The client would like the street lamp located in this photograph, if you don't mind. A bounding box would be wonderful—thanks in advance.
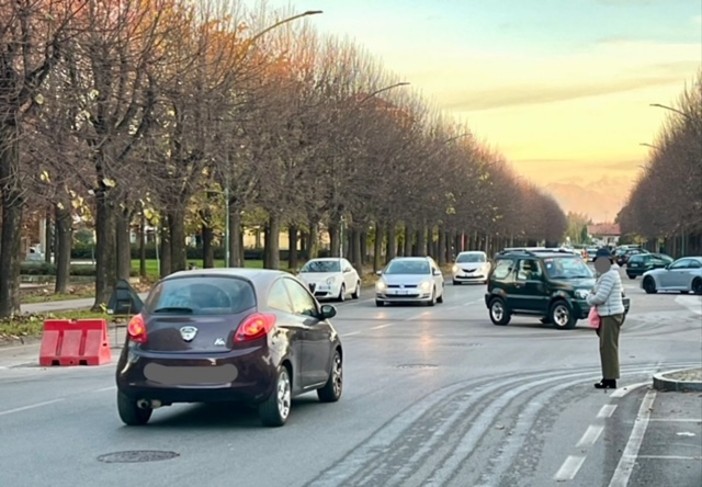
[358,82,410,104]
[649,103,691,119]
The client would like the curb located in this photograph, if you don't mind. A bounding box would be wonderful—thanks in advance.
[652,368,702,392]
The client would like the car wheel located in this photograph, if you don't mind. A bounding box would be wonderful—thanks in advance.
[351,282,360,299]
[427,287,437,307]
[627,273,636,280]
[437,287,444,304]
[317,350,343,402]
[338,284,346,302]
[550,301,575,330]
[692,278,702,296]
[259,366,292,427]
[117,391,152,426]
[453,280,460,285]
[489,297,510,325]
[643,276,657,294]
[375,299,384,307]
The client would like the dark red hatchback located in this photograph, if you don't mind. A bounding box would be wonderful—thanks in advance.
[115,269,343,427]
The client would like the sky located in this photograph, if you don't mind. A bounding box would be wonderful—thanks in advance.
[246,0,702,222]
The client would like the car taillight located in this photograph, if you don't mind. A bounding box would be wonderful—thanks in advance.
[127,314,147,343]
[234,313,276,343]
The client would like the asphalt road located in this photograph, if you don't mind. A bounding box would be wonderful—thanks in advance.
[1,273,700,487]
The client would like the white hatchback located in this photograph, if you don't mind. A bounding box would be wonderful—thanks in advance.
[297,258,361,302]
[452,251,491,285]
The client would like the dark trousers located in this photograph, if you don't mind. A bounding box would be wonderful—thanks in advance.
[597,314,625,379]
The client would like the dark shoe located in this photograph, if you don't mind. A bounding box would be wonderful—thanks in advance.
[594,379,617,389]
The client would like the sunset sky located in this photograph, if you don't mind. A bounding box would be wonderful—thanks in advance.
[250,0,701,222]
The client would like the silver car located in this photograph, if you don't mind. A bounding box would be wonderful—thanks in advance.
[641,256,702,295]
[452,251,491,285]
[375,257,444,306]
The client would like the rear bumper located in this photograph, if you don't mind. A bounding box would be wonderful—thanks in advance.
[116,346,276,404]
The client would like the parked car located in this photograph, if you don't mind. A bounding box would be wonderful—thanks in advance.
[375,256,444,306]
[616,248,647,266]
[116,268,343,427]
[641,256,702,295]
[626,253,674,279]
[452,251,491,285]
[296,257,361,301]
[485,248,630,329]
[586,247,599,262]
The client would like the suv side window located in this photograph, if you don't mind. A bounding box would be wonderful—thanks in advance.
[517,259,541,281]
[492,259,514,280]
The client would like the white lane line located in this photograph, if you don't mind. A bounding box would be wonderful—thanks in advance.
[629,455,702,460]
[463,299,483,307]
[576,425,604,448]
[95,386,116,392]
[370,323,393,330]
[341,331,361,337]
[0,398,65,417]
[597,404,618,418]
[610,381,649,398]
[608,389,657,487]
[554,455,586,481]
[648,418,702,422]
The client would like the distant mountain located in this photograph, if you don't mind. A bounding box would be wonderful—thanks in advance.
[546,177,632,222]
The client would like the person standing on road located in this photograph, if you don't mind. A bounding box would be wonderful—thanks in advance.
[587,247,626,389]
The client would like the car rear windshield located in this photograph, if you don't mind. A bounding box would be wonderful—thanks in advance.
[301,260,340,273]
[543,257,593,280]
[456,253,486,263]
[145,276,256,315]
[385,260,430,274]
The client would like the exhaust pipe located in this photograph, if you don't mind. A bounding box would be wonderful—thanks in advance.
[137,399,163,409]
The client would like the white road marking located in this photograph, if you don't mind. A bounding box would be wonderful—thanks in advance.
[95,386,116,392]
[674,295,702,315]
[341,331,361,337]
[649,418,702,422]
[370,323,393,330]
[554,455,586,481]
[0,398,65,417]
[608,389,657,487]
[576,425,604,447]
[630,455,702,460]
[597,404,618,418]
[610,381,649,398]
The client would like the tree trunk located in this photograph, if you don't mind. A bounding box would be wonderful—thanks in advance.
[328,221,340,257]
[360,229,368,265]
[168,208,186,272]
[351,227,362,271]
[373,221,384,272]
[92,191,115,310]
[115,209,132,281]
[417,223,427,257]
[44,206,53,263]
[0,122,23,317]
[54,204,72,294]
[438,227,447,265]
[139,213,147,278]
[266,213,281,269]
[201,221,214,268]
[386,222,396,261]
[404,222,413,257]
[288,225,298,271]
[228,202,242,267]
[159,223,172,278]
[306,221,319,260]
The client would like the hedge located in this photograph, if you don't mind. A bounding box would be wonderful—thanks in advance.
[20,261,138,277]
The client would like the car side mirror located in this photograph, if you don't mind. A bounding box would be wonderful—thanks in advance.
[319,304,337,320]
[432,269,441,276]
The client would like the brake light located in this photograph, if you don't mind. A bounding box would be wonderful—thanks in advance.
[234,313,276,342]
[127,314,147,343]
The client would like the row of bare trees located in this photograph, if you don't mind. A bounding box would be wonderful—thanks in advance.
[618,71,702,257]
[0,0,567,317]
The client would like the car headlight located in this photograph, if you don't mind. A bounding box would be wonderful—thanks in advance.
[575,289,589,299]
[326,276,336,285]
[376,280,386,291]
[452,264,458,273]
[420,280,432,291]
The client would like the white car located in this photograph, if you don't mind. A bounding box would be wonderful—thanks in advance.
[452,251,491,285]
[297,258,361,301]
[375,256,444,306]
[641,256,702,295]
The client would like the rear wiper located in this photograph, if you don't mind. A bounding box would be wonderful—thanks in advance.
[152,306,194,314]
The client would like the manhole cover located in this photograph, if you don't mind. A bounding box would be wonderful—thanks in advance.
[97,450,180,463]
[396,363,438,369]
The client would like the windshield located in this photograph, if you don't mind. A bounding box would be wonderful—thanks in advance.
[385,260,430,275]
[456,253,486,263]
[146,276,256,315]
[301,260,341,273]
[543,257,593,280]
